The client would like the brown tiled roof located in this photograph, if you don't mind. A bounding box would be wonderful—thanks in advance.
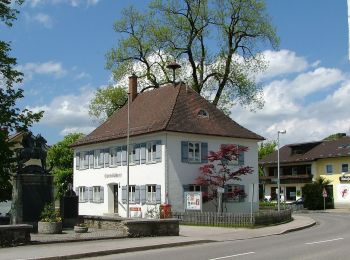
[260,136,350,165]
[72,83,264,147]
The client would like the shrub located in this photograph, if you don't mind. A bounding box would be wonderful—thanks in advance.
[302,177,334,210]
[40,204,62,222]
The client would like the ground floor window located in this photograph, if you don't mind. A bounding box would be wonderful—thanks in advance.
[76,186,104,203]
[147,185,156,203]
[189,185,201,192]
[92,186,105,203]
[129,185,136,203]
[78,187,86,202]
[226,185,245,202]
[122,185,161,204]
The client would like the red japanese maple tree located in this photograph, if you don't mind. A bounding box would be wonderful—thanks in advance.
[196,144,254,210]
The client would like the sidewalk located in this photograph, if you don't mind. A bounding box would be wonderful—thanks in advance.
[0,214,316,260]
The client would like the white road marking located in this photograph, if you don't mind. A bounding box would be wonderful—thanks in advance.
[208,252,255,260]
[305,237,344,245]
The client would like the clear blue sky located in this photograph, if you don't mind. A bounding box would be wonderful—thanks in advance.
[3,0,350,145]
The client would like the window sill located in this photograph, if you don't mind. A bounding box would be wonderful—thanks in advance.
[186,161,202,164]
[146,161,157,165]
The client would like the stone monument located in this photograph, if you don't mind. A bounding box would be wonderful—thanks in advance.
[11,132,54,229]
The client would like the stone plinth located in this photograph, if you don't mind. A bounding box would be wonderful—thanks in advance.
[0,224,32,247]
[122,219,180,237]
[11,174,54,229]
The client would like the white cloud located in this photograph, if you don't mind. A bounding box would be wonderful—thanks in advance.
[287,67,344,98]
[257,50,310,80]
[69,0,79,7]
[26,0,100,7]
[17,61,67,80]
[32,13,53,28]
[27,0,44,7]
[74,72,91,80]
[87,0,100,6]
[28,87,97,136]
[230,52,349,145]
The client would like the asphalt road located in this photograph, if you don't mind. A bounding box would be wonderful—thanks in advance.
[87,213,350,260]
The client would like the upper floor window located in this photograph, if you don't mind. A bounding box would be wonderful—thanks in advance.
[189,142,201,163]
[342,163,349,173]
[147,140,162,163]
[306,165,312,175]
[94,149,104,168]
[75,152,80,170]
[326,164,333,175]
[181,141,208,164]
[110,147,118,166]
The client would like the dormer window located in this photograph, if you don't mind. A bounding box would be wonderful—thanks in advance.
[197,109,209,118]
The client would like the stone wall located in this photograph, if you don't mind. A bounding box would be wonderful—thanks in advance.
[80,215,179,237]
[122,219,179,237]
[0,224,32,247]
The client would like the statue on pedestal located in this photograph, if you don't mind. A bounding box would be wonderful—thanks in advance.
[16,132,50,174]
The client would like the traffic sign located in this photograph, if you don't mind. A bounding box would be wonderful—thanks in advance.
[322,188,328,198]
[217,187,225,193]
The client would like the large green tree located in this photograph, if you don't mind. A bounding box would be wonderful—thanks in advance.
[47,133,84,199]
[0,0,44,202]
[258,140,276,176]
[89,86,127,123]
[101,0,278,120]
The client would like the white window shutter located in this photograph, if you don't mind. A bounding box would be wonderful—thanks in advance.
[140,143,146,164]
[88,187,93,202]
[135,186,140,203]
[121,186,127,204]
[156,185,161,204]
[140,185,146,204]
[100,186,104,203]
[155,140,162,162]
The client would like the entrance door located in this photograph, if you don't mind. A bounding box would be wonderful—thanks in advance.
[113,185,118,213]
[286,187,296,201]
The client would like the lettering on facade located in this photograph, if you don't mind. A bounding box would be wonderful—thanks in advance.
[104,173,122,179]
[339,176,350,182]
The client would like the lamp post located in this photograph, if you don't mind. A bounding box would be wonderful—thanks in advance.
[126,92,130,218]
[277,130,286,212]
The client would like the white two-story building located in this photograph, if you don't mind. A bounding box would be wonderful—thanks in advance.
[72,76,263,217]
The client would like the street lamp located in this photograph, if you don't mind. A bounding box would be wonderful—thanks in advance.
[277,130,286,212]
[126,92,130,218]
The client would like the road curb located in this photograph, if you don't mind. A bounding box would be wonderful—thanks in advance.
[280,220,317,234]
[31,240,215,260]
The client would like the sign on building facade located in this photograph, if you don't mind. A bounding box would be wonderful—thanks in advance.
[184,192,202,211]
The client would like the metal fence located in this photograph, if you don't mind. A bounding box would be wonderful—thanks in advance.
[172,209,292,227]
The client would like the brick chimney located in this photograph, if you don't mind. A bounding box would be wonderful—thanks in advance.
[128,74,138,102]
